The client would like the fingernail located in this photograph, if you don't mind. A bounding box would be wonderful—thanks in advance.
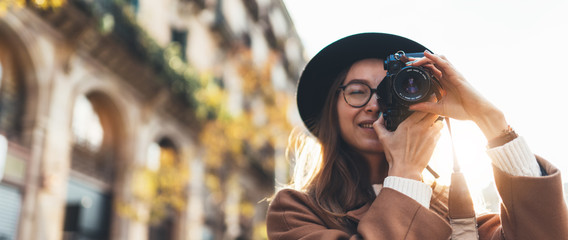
[425,49,433,54]
[406,60,417,65]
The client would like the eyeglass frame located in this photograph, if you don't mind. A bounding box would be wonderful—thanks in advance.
[337,81,383,108]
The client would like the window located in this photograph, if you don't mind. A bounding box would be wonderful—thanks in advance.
[0,50,25,140]
[70,95,113,182]
[148,138,181,240]
[72,95,103,152]
[171,29,188,60]
[0,184,22,240]
[0,59,3,90]
[129,0,139,14]
[66,94,114,239]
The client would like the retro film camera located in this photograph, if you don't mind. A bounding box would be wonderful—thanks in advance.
[378,51,442,131]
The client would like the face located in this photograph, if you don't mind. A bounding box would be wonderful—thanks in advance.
[337,58,386,154]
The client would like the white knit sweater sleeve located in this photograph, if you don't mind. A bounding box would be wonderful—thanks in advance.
[486,136,541,177]
[372,136,539,210]
[382,176,432,209]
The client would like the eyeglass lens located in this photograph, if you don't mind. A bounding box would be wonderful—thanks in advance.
[343,82,373,107]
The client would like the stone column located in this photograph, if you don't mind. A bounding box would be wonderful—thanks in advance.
[16,25,75,239]
[31,70,74,240]
[186,151,205,240]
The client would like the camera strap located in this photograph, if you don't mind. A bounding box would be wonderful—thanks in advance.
[445,117,479,240]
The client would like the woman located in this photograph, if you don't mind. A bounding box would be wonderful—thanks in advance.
[266,33,568,239]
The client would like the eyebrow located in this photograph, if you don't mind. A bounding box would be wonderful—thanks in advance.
[342,79,370,85]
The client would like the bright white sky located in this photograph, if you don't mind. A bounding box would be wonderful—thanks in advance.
[283,0,568,205]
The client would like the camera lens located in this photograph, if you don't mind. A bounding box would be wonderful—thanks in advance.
[393,67,431,103]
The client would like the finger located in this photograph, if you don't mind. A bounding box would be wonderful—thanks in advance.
[373,113,390,138]
[408,101,445,116]
[430,121,444,142]
[433,119,444,130]
[403,53,437,71]
[428,124,443,147]
[404,110,429,124]
[418,113,441,127]
[421,64,443,80]
[423,51,453,75]
[407,56,444,92]
[406,57,431,67]
[426,94,438,102]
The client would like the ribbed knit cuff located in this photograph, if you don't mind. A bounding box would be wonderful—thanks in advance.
[383,176,432,209]
[486,136,541,177]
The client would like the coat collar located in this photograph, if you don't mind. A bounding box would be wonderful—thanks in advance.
[345,202,371,222]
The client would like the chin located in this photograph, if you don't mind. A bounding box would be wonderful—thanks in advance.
[365,147,384,154]
[358,142,384,154]
[342,135,383,154]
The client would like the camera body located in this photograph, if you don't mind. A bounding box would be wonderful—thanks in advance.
[378,51,440,131]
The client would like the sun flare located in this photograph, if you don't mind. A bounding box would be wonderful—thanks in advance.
[427,120,497,213]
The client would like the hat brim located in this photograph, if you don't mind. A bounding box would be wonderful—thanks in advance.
[297,32,430,132]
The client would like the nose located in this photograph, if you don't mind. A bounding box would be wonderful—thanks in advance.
[364,93,380,113]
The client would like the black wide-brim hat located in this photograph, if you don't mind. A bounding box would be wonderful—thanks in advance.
[297,32,430,133]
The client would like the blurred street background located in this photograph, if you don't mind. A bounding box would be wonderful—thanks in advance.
[1,0,304,239]
[0,0,567,240]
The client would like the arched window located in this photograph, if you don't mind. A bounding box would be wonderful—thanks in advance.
[145,138,179,171]
[146,142,161,171]
[0,59,3,89]
[65,93,119,240]
[70,94,112,182]
[147,138,183,240]
[0,42,25,141]
[72,95,104,152]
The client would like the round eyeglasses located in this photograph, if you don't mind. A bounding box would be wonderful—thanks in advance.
[338,82,381,108]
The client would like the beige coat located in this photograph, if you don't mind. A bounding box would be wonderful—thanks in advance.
[266,157,568,239]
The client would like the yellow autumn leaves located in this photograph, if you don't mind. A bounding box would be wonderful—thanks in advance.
[126,147,189,224]
[199,48,292,172]
[0,0,65,12]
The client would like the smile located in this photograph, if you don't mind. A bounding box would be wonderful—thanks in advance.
[359,123,373,128]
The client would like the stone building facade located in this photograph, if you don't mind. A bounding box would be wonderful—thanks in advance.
[0,0,304,239]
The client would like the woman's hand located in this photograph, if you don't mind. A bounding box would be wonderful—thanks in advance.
[373,111,443,181]
[407,51,509,140]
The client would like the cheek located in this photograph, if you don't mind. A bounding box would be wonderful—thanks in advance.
[337,102,356,133]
